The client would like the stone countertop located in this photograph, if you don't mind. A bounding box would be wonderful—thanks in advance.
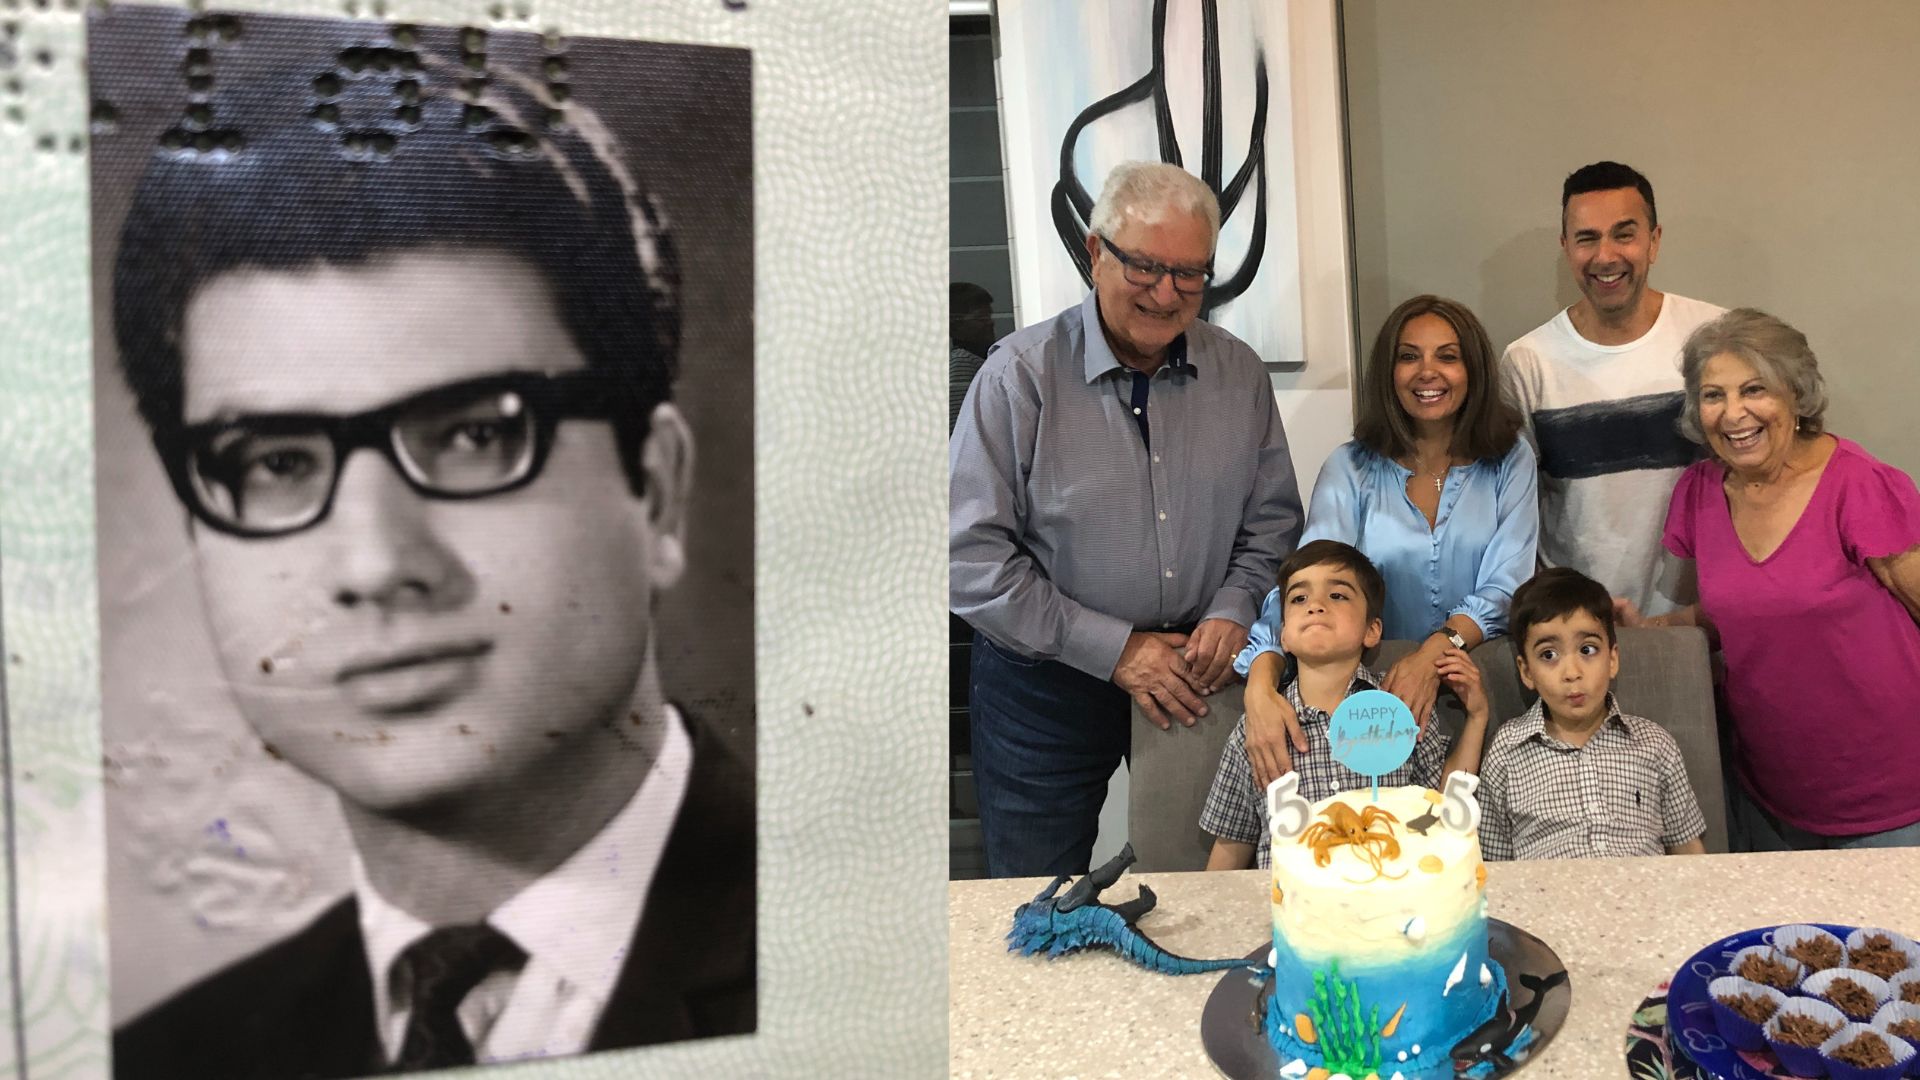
[950,849,1920,1078]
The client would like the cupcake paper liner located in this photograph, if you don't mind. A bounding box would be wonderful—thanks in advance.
[1889,971,1920,1009]
[1819,1021,1914,1080]
[1847,930,1920,982]
[1778,925,1853,973]
[1769,996,1850,1077]
[1711,975,1788,1052]
[1869,1001,1920,1078]
[1732,943,1809,993]
[1805,969,1895,1023]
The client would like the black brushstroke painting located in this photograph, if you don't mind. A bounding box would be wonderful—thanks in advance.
[1049,0,1267,322]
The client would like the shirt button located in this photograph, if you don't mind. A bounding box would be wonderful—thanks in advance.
[1164,569,1174,578]
[1158,511,1167,521]
[1153,454,1161,463]
[1132,407,1142,415]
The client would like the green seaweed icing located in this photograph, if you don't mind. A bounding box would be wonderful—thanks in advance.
[1307,959,1382,1075]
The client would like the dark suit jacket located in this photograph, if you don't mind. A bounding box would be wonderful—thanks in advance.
[113,717,756,1079]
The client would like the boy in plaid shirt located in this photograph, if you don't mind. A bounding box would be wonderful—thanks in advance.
[1201,541,1490,869]
[1478,568,1706,860]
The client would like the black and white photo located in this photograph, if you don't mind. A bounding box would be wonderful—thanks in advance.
[88,9,753,1076]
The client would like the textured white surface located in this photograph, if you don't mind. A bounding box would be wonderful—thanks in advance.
[0,1,948,1077]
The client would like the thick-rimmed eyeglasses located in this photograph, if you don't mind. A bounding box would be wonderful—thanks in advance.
[160,370,623,539]
[1098,235,1214,295]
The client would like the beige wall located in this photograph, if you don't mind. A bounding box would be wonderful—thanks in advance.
[1343,0,1920,477]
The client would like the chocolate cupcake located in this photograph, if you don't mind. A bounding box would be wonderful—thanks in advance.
[1873,999,1920,1045]
[1767,997,1849,1078]
[1710,975,1787,1052]
[1818,1022,1914,1080]
[1847,930,1920,982]
[1804,968,1895,1023]
[1778,925,1851,974]
[1732,943,1807,992]
[1869,1001,1920,1076]
[1890,971,1920,1008]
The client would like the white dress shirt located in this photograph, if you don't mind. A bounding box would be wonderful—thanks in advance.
[353,705,693,1063]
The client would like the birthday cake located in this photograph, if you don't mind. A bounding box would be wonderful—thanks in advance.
[1261,779,1507,1078]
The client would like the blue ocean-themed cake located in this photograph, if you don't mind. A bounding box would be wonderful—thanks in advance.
[1261,777,1510,1078]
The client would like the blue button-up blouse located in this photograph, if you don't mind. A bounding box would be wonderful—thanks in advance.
[1233,437,1539,675]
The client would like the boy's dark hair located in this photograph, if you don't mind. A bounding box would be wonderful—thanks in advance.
[1561,160,1657,231]
[1353,294,1522,464]
[1276,540,1385,625]
[1510,567,1616,649]
[112,31,679,493]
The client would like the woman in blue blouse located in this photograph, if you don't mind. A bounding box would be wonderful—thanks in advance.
[1235,295,1539,787]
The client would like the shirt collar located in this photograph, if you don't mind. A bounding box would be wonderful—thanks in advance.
[1079,290,1194,383]
[354,704,695,1042]
[1510,692,1627,745]
[1282,662,1385,721]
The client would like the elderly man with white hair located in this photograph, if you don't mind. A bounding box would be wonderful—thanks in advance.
[949,161,1303,878]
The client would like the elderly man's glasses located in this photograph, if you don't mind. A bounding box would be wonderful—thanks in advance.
[1098,235,1214,295]
[162,370,622,539]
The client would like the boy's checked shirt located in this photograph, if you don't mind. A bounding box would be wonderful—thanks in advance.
[1199,664,1450,868]
[1478,693,1706,860]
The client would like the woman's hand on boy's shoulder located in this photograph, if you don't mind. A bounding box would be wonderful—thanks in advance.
[1242,677,1306,789]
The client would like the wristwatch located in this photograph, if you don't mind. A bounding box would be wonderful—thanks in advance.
[1434,626,1467,650]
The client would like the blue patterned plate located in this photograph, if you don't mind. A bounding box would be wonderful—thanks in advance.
[1662,923,1859,1080]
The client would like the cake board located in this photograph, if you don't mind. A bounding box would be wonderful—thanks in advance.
[1201,918,1571,1080]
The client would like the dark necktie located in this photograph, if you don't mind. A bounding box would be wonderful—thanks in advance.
[390,924,527,1071]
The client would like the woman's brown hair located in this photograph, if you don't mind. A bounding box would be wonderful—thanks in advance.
[1353,294,1522,463]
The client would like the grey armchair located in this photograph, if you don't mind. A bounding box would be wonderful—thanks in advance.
[1125,626,1726,870]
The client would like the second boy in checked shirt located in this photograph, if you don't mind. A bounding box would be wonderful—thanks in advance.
[1478,568,1707,860]
[1201,541,1490,869]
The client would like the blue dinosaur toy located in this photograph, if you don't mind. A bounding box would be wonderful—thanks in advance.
[1008,843,1268,977]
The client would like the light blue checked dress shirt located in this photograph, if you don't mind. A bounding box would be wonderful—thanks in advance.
[949,292,1304,680]
[1234,437,1538,675]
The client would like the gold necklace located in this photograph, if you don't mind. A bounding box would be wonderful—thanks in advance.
[1408,452,1449,493]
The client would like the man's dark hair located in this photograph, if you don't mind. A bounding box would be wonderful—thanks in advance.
[1510,567,1616,649]
[113,50,678,493]
[1276,539,1385,625]
[951,281,992,318]
[1560,160,1657,231]
[1353,294,1522,464]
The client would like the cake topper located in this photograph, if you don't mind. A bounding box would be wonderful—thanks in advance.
[1265,771,1313,843]
[1300,800,1404,881]
[1328,688,1420,801]
[1440,771,1483,835]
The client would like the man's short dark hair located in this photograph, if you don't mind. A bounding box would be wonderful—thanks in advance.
[1276,539,1385,625]
[1510,567,1615,648]
[1560,160,1657,231]
[113,56,678,493]
[951,281,992,318]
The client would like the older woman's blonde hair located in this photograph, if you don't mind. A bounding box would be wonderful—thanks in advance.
[1678,308,1829,444]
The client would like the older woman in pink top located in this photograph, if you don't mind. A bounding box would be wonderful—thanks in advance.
[1617,308,1920,849]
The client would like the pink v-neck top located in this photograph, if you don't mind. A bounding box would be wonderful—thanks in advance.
[1664,436,1920,836]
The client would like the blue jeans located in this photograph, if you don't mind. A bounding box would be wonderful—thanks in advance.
[968,632,1129,878]
[1731,783,1920,851]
